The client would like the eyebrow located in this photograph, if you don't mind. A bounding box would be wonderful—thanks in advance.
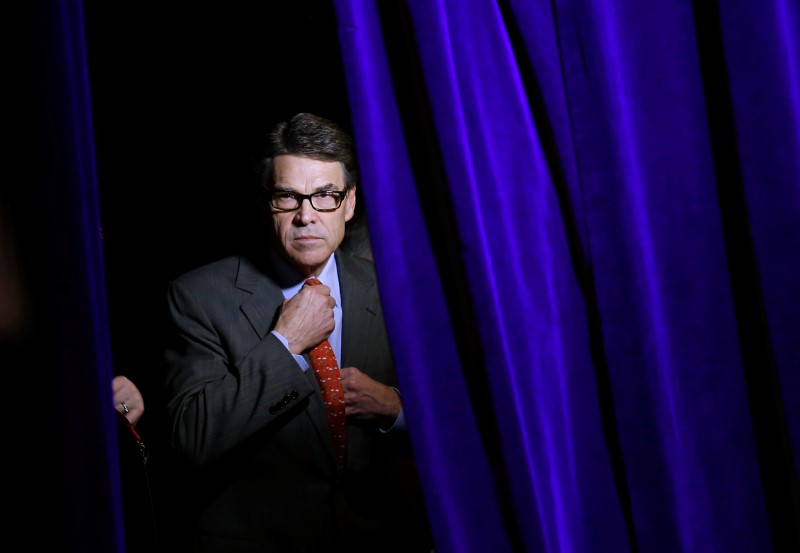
[271,183,340,193]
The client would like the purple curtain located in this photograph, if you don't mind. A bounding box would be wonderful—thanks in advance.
[18,1,123,550]
[334,1,800,552]
[28,0,798,550]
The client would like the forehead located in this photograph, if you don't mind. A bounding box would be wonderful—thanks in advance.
[273,155,344,190]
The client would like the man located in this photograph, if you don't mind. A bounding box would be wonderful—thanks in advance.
[162,113,432,552]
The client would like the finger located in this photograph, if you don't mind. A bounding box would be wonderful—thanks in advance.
[111,375,128,395]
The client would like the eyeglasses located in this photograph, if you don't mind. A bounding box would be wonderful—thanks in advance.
[269,189,348,212]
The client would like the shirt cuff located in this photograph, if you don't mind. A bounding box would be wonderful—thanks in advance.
[271,330,309,372]
[385,407,406,432]
[380,388,406,432]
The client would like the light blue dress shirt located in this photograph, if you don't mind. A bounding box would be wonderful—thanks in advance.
[270,254,404,431]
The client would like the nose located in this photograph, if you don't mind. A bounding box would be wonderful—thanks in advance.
[294,197,317,224]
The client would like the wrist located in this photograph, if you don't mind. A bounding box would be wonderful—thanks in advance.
[384,387,402,418]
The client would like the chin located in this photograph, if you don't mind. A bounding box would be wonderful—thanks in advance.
[289,252,328,274]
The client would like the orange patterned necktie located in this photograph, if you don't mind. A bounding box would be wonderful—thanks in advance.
[304,278,347,472]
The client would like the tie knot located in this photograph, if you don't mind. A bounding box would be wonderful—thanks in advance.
[305,278,322,287]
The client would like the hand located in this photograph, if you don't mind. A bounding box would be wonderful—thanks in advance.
[340,366,402,420]
[112,375,144,426]
[274,282,336,354]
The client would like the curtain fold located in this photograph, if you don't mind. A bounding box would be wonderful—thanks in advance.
[335,0,799,551]
[718,0,800,480]
[20,1,122,550]
[335,4,517,552]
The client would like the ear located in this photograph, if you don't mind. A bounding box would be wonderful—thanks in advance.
[344,186,356,222]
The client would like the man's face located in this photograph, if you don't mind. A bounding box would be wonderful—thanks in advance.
[270,154,356,277]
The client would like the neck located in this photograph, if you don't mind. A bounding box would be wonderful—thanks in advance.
[267,250,334,285]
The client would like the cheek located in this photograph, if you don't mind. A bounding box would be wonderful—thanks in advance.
[329,217,349,243]
[271,216,290,240]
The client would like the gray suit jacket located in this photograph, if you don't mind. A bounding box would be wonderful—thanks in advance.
[163,249,430,552]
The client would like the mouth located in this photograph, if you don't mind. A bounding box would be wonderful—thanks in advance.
[292,235,323,248]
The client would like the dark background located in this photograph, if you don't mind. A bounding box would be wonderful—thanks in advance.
[84,2,352,290]
[84,0,352,412]
[82,3,357,547]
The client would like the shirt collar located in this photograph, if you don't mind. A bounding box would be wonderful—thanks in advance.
[279,254,341,307]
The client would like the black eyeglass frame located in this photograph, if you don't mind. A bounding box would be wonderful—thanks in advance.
[267,189,349,213]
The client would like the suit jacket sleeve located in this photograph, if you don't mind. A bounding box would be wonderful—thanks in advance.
[163,258,317,466]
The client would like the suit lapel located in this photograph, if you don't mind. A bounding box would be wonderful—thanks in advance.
[236,257,285,340]
[337,251,380,368]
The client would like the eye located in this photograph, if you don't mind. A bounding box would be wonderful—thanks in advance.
[315,191,334,198]
[275,191,296,200]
